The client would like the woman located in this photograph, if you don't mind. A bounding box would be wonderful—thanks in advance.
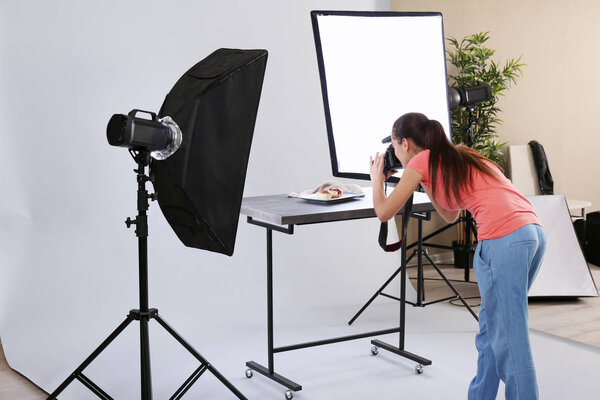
[369,112,546,400]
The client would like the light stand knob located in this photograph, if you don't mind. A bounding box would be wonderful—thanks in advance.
[125,217,137,228]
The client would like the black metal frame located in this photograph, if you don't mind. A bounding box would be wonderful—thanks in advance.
[310,10,452,183]
[415,209,478,282]
[47,151,246,400]
[244,214,431,396]
[348,211,479,325]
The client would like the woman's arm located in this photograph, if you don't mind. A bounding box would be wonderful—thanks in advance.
[420,184,461,223]
[370,153,421,222]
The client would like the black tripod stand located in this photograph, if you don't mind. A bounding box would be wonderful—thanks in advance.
[418,208,477,282]
[47,151,246,400]
[348,210,478,325]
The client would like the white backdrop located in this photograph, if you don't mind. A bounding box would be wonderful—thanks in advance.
[0,1,425,398]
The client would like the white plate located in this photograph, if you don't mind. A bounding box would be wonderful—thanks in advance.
[298,192,365,204]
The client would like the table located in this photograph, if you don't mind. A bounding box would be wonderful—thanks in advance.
[241,188,435,399]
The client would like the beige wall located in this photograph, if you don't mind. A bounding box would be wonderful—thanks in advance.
[391,0,600,210]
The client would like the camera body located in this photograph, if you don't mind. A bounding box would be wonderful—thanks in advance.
[383,143,402,174]
[381,135,402,175]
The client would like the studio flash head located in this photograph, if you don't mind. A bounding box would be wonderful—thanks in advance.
[106,109,182,160]
[448,84,493,110]
[381,135,402,175]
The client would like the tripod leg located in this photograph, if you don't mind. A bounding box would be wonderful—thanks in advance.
[348,265,403,325]
[47,315,134,400]
[153,314,248,400]
[76,373,114,400]
[140,317,152,400]
[424,252,479,322]
[170,364,208,400]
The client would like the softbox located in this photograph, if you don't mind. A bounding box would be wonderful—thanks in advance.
[152,48,268,256]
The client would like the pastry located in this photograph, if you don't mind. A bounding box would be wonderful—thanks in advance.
[328,188,343,198]
[316,190,333,200]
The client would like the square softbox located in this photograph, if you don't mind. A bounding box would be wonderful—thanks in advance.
[151,48,268,256]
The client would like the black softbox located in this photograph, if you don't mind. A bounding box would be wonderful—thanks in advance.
[151,48,268,256]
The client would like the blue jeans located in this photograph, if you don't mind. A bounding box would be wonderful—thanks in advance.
[468,224,546,400]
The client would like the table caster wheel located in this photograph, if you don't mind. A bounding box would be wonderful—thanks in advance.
[415,364,424,374]
[285,389,294,399]
[371,346,379,356]
[245,369,253,378]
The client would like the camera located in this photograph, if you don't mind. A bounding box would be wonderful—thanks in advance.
[381,135,402,175]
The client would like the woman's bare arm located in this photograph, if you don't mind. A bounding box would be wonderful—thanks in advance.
[420,184,461,223]
[372,167,422,222]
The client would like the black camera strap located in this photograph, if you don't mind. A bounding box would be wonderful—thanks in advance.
[378,194,413,252]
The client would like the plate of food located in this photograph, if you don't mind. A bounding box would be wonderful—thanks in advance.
[298,188,365,203]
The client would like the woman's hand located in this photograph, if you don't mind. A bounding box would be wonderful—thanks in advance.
[369,152,397,184]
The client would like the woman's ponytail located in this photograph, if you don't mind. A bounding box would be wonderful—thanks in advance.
[424,119,449,152]
[392,112,501,203]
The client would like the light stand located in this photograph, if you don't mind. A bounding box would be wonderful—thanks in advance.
[47,151,246,400]
[458,105,478,281]
[417,104,480,282]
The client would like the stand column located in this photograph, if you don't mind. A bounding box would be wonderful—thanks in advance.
[135,156,153,400]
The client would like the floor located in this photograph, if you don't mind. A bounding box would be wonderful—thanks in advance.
[1,263,598,399]
[0,340,46,400]
[406,261,600,347]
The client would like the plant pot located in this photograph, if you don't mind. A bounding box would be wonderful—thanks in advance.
[452,240,474,269]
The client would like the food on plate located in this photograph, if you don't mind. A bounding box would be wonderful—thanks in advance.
[315,188,343,200]
[328,188,343,198]
[316,190,333,200]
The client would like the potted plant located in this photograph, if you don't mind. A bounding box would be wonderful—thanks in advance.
[445,32,525,268]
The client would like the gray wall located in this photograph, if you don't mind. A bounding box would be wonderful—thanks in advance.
[0,1,405,397]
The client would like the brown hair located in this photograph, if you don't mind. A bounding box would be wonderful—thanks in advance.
[391,112,502,202]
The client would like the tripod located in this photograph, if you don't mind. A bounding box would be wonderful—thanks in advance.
[348,210,478,326]
[47,151,246,400]
[406,212,478,319]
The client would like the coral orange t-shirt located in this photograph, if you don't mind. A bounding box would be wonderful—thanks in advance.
[406,149,541,240]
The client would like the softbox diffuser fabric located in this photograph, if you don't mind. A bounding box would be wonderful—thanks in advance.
[152,48,268,256]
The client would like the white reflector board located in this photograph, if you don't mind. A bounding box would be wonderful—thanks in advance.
[528,195,598,297]
[311,11,451,181]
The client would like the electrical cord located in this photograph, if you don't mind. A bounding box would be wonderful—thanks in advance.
[449,296,481,308]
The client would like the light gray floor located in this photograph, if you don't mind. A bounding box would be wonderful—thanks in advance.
[33,300,600,400]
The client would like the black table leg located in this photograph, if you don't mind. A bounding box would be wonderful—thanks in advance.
[245,227,302,394]
[370,223,432,371]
